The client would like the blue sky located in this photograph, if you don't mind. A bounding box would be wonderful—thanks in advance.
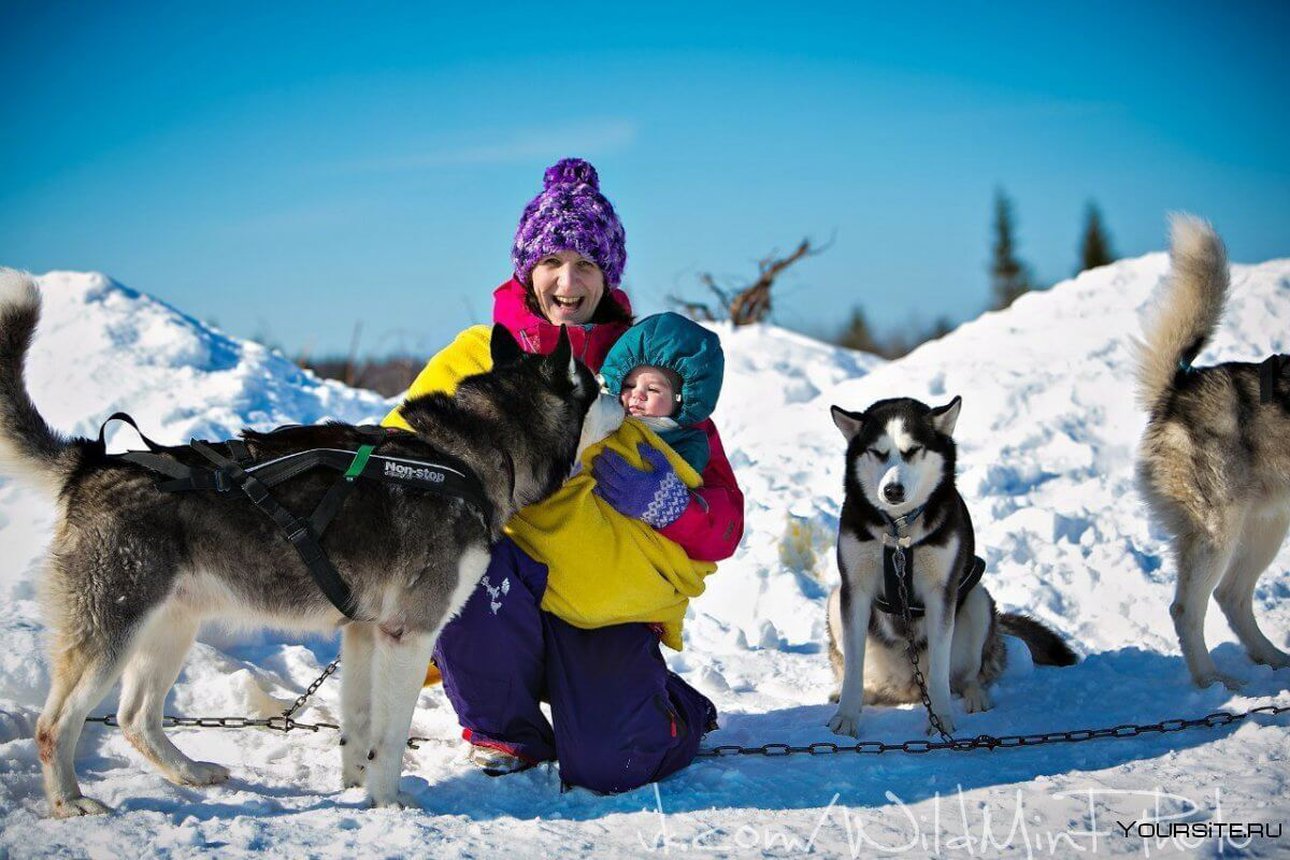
[3,1,1288,357]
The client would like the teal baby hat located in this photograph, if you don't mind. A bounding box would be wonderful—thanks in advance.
[599,312,725,426]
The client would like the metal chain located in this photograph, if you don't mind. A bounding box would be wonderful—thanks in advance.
[82,639,1290,762]
[892,544,956,743]
[85,712,340,734]
[85,656,439,750]
[282,657,341,719]
[697,704,1290,757]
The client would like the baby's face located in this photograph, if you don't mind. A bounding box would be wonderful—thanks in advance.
[620,366,676,418]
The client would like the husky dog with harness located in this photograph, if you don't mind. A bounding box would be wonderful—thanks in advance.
[0,270,620,816]
[1135,216,1290,690]
[826,397,1077,737]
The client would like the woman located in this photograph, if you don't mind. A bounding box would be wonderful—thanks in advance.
[383,158,744,793]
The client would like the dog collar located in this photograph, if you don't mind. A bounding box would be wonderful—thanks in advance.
[880,505,925,549]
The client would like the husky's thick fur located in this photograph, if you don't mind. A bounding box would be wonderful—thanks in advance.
[1135,217,1290,689]
[826,397,1077,737]
[0,269,620,816]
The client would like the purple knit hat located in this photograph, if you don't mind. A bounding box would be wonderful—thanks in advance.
[511,158,627,288]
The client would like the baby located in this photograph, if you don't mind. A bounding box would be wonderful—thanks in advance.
[597,312,724,474]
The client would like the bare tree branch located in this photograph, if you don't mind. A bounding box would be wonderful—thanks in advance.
[672,236,828,326]
[697,272,731,308]
[729,238,825,326]
[667,294,717,322]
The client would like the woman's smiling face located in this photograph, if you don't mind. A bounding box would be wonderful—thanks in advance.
[529,250,606,326]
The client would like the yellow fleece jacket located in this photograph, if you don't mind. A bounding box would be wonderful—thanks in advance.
[383,325,714,650]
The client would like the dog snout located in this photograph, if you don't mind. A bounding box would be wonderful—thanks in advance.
[883,483,905,504]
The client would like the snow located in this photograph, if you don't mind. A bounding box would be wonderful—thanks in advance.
[2,258,1289,857]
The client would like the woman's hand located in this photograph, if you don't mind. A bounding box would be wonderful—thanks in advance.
[591,443,689,528]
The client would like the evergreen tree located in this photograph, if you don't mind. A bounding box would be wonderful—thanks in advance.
[836,307,883,355]
[927,316,953,341]
[989,189,1033,310]
[1076,201,1116,274]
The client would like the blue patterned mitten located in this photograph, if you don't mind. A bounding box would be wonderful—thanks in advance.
[591,443,690,528]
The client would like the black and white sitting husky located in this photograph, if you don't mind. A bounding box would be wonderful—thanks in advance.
[826,397,1077,737]
[0,270,621,816]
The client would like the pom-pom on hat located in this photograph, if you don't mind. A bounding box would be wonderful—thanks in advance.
[511,158,628,288]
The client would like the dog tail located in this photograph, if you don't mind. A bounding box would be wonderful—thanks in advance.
[999,612,1079,667]
[1133,215,1229,413]
[0,269,77,497]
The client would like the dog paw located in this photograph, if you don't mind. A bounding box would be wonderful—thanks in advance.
[959,686,992,714]
[51,796,112,818]
[1251,649,1290,670]
[368,790,420,810]
[827,711,861,738]
[342,760,366,789]
[1195,672,1244,691]
[176,761,231,786]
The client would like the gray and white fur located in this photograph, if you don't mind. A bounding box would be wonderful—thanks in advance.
[0,268,622,817]
[825,396,1077,737]
[1134,216,1290,689]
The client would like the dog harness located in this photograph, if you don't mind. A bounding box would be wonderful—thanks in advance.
[1178,354,1287,407]
[93,413,494,621]
[872,506,986,618]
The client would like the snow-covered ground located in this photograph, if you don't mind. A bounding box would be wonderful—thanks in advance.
[1,255,1288,858]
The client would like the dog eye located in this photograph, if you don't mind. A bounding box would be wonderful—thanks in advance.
[867,447,888,459]
[903,445,922,460]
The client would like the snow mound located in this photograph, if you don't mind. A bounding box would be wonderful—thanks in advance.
[22,271,391,447]
[2,258,1289,856]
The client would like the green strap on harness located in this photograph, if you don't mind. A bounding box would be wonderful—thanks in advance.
[343,444,376,480]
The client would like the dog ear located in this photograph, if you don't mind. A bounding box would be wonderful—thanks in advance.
[930,396,962,437]
[490,324,524,368]
[544,325,576,385]
[830,405,865,442]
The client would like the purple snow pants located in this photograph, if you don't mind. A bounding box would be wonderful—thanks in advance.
[433,538,717,794]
